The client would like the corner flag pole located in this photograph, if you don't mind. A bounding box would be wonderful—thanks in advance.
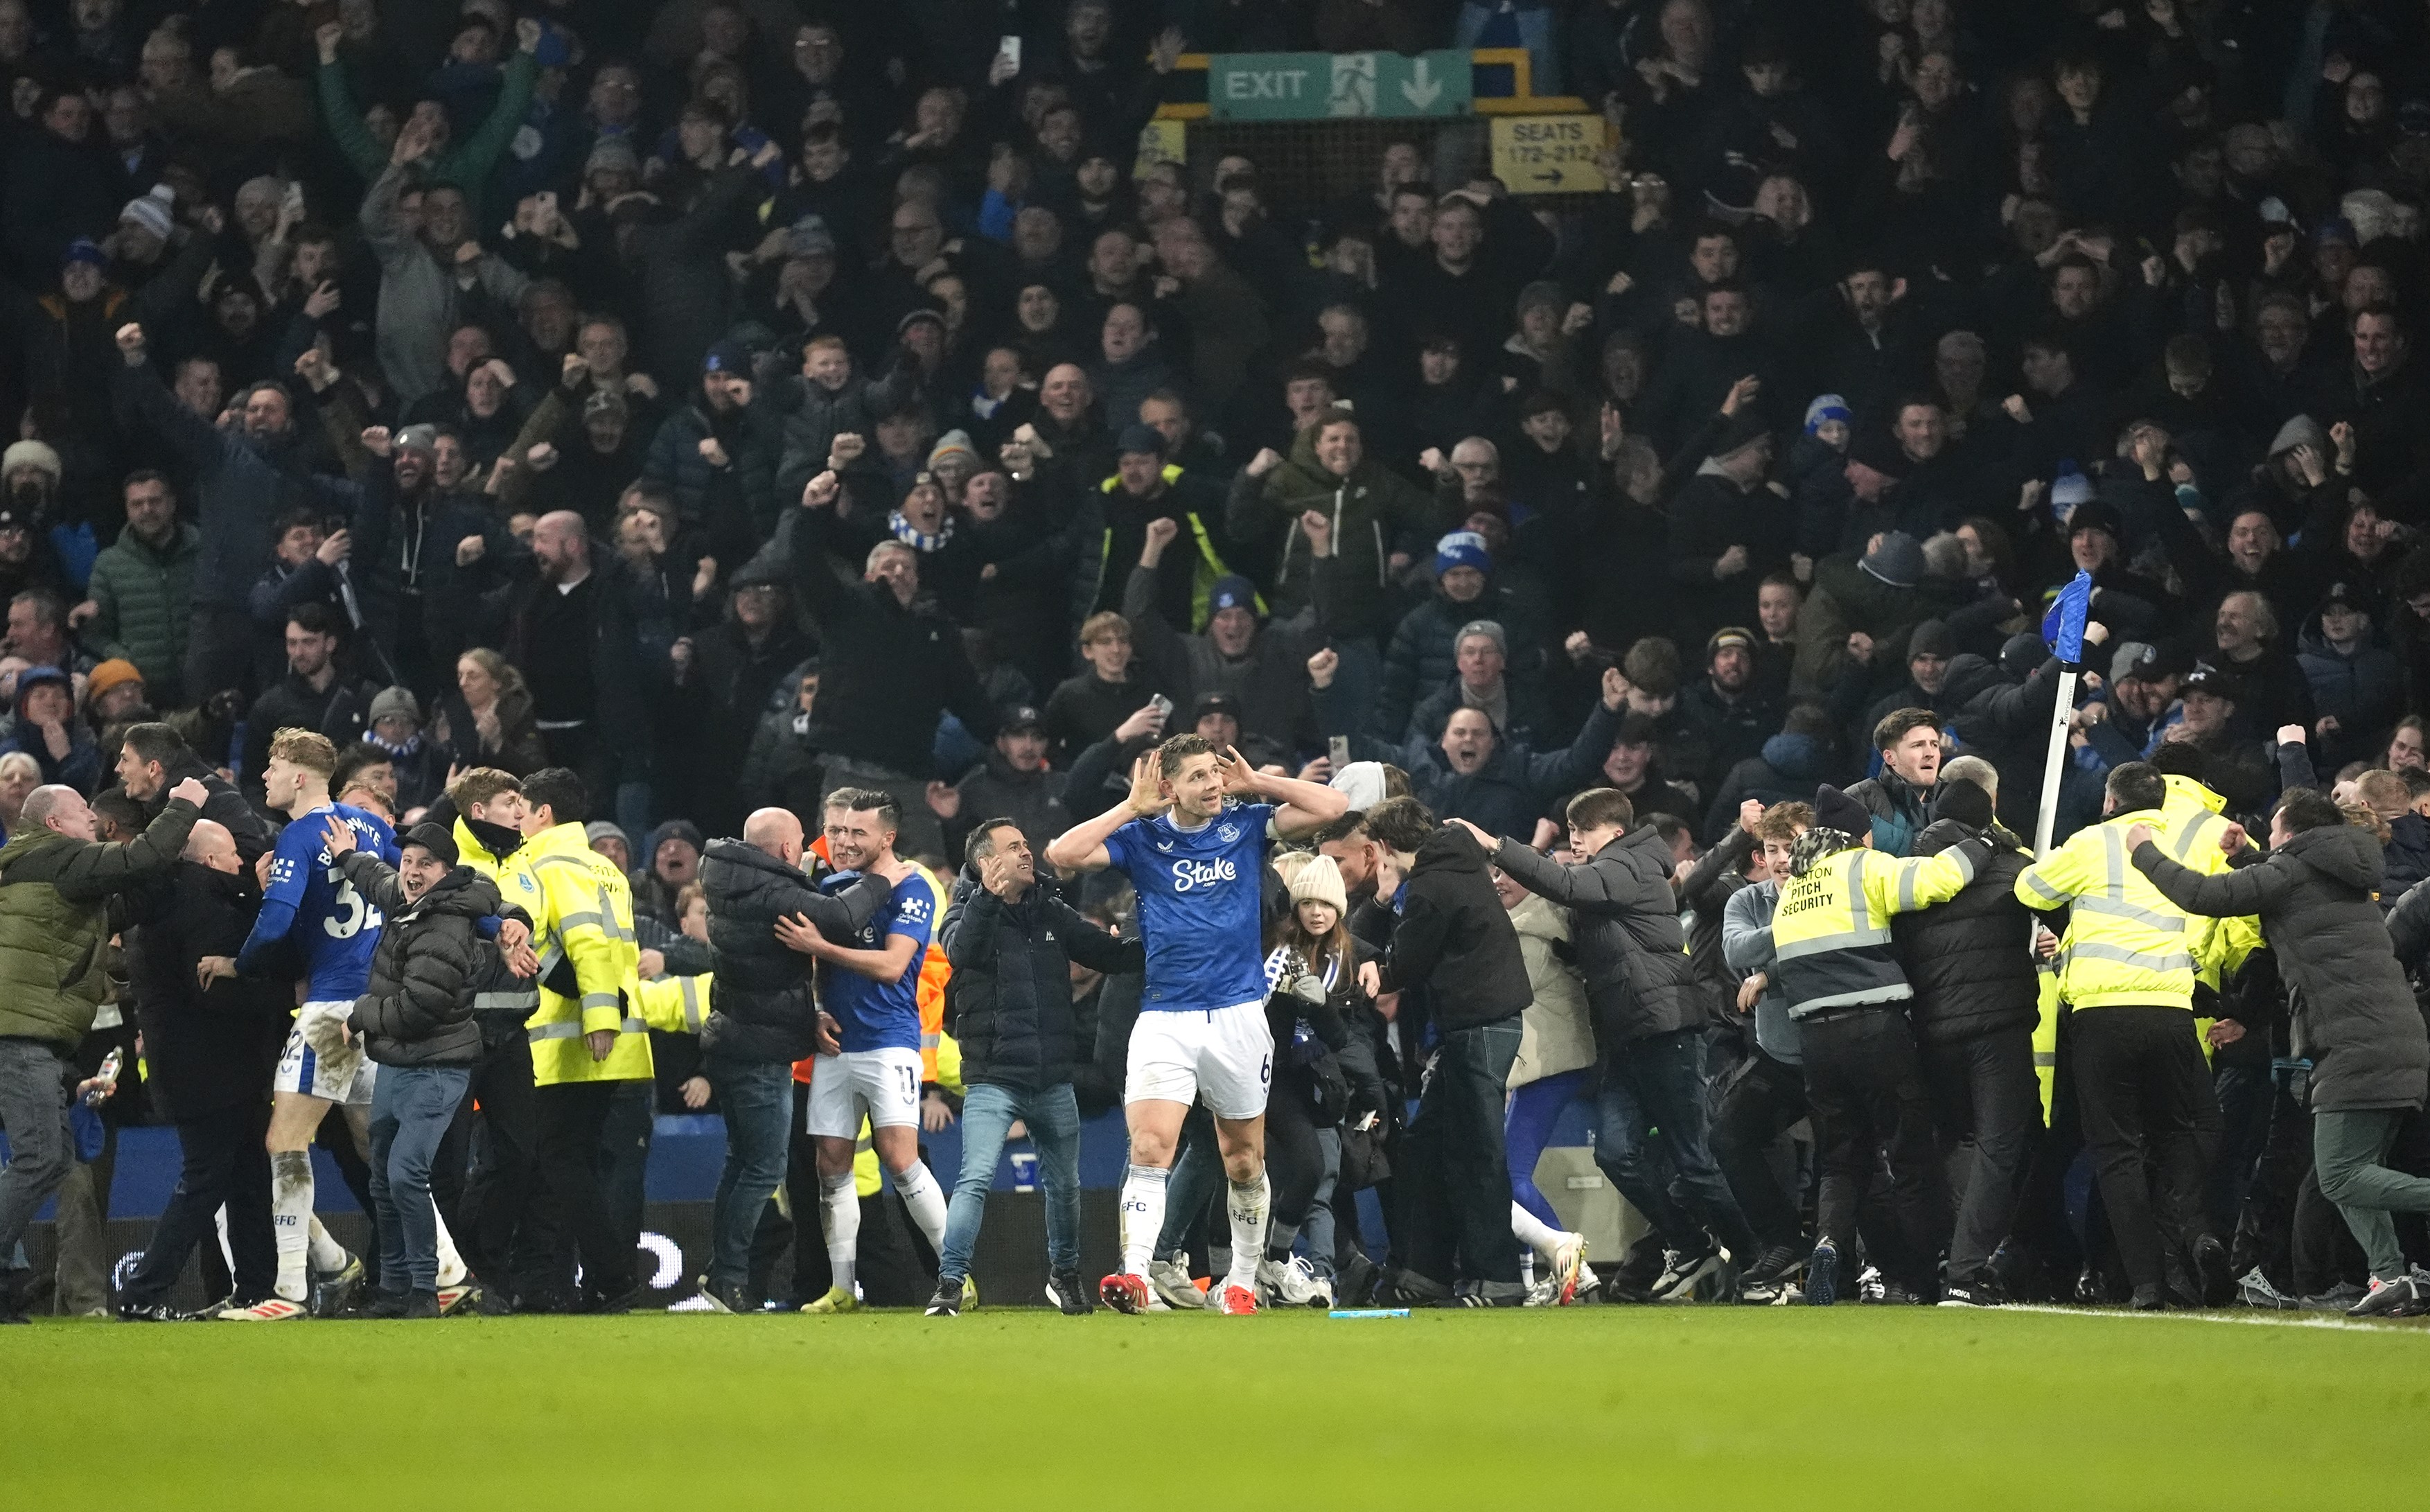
[2032,570,2095,859]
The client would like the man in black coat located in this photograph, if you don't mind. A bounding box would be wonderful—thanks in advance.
[1890,771,2043,1307]
[1461,787,1762,1302]
[115,721,274,864]
[114,820,290,1320]
[931,818,1143,1316]
[1359,796,1531,1307]
[694,807,898,1314]
[242,604,380,811]
[791,468,997,861]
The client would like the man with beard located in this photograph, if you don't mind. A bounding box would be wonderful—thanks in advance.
[339,423,511,699]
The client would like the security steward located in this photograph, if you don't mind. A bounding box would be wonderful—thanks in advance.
[2013,760,2243,1311]
[516,767,650,1313]
[1768,784,1990,1307]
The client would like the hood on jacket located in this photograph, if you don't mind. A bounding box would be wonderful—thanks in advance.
[1759,730,1826,779]
[1412,823,1491,877]
[1602,823,1680,884]
[701,837,804,898]
[2161,772,2226,818]
[2283,821,2385,893]
[410,865,502,921]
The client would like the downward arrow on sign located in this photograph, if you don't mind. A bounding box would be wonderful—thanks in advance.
[1400,58,1441,109]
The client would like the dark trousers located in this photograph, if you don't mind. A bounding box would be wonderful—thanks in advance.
[1920,1026,2042,1283]
[1265,1073,1327,1255]
[531,1080,635,1300]
[1709,1048,1808,1251]
[437,1032,540,1296]
[123,1102,276,1306]
[1802,1006,1940,1289]
[1398,1016,1524,1288]
[1596,1026,1760,1259]
[2070,1005,2220,1294]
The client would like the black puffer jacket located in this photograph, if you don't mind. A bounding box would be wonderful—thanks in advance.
[699,840,890,1064]
[941,870,1143,1091]
[1892,818,2040,1048]
[2146,823,2429,1114]
[342,855,512,1068]
[1370,825,1530,1032]
[1492,823,1700,1046]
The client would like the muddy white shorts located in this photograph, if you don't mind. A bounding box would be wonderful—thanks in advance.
[274,999,376,1106]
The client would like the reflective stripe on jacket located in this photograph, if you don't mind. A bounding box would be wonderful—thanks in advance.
[520,820,651,1086]
[1770,841,1984,1018]
[2013,801,2233,1011]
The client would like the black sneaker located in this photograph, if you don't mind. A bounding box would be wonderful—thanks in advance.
[1738,1244,1802,1288]
[2130,1283,2166,1311]
[1650,1242,1723,1302]
[476,1286,520,1317]
[402,1290,441,1319]
[2348,1274,2427,1319]
[115,1298,184,1323]
[1336,1253,1377,1308]
[1937,1281,2000,1308]
[1875,1279,1927,1306]
[2192,1234,2233,1308]
[362,1289,410,1319]
[1045,1269,1093,1315]
[584,1285,644,1315]
[1806,1242,1839,1308]
[923,1278,962,1317]
[1605,1242,1666,1303]
[2300,1281,2367,1311]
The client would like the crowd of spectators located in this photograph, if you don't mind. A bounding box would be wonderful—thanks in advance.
[8,0,2430,1315]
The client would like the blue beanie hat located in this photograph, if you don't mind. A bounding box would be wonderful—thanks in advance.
[1206,575,1258,617]
[1434,530,1490,578]
[1804,394,1853,434]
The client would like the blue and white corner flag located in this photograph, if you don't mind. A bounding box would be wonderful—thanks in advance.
[2041,570,2093,665]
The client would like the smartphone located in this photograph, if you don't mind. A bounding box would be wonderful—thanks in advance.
[1328,736,1352,768]
[1148,693,1174,720]
[996,35,1021,71]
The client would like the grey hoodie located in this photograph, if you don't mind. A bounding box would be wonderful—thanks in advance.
[1720,879,1799,1065]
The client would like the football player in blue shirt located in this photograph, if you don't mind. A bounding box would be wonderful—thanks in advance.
[1045,734,1346,1314]
[200,729,398,1319]
[773,787,940,1314]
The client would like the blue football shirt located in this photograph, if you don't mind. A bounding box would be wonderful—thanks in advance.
[1104,801,1273,1013]
[817,870,935,1053]
[239,802,398,1001]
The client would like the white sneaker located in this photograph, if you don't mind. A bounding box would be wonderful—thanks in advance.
[1574,1260,1602,1301]
[1148,1258,1208,1311]
[1547,1233,1589,1306]
[1256,1256,1334,1309]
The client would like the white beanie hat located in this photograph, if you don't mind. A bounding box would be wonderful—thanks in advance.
[1,439,62,482]
[119,185,175,241]
[1283,852,1349,915]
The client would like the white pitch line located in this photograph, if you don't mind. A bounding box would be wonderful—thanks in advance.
[1996,1302,2429,1336]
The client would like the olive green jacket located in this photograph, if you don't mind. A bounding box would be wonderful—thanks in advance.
[0,798,200,1048]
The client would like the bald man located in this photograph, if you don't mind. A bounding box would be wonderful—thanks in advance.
[685,809,905,1312]
[184,818,240,872]
[114,816,292,1319]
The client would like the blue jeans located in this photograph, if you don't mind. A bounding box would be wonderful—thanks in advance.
[938,1082,1083,1286]
[1596,1028,1758,1258]
[369,1065,472,1294]
[705,1055,795,1293]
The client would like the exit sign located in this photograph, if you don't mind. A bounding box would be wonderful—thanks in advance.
[1207,51,1471,121]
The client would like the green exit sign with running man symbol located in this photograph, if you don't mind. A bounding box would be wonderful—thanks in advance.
[1208,51,1472,121]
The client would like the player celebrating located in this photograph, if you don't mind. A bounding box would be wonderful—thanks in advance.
[204,729,397,1320]
[777,789,942,1314]
[1044,735,1348,1315]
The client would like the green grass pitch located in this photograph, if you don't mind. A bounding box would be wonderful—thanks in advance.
[8,1307,2427,1507]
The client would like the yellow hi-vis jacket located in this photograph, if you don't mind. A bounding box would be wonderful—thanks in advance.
[519,820,652,1087]
[2012,797,2249,1011]
[1770,839,1987,1017]
[453,815,543,1023]
[634,972,711,1035]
